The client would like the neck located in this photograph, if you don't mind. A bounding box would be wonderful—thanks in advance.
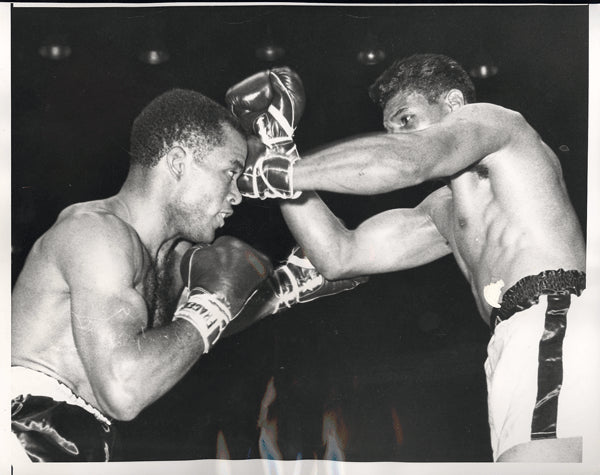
[115,169,177,258]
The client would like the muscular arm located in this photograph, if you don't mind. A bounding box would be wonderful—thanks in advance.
[56,214,206,421]
[281,188,452,280]
[292,104,525,194]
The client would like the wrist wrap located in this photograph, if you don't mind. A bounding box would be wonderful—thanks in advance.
[173,287,232,353]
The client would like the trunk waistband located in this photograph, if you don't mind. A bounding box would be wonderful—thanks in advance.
[491,269,586,330]
[11,366,111,426]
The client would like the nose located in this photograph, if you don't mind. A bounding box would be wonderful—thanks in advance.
[228,181,243,206]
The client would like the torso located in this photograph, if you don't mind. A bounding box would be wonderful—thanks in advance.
[11,197,187,403]
[431,132,585,324]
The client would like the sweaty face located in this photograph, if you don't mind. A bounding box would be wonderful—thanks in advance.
[170,125,246,243]
[383,91,450,134]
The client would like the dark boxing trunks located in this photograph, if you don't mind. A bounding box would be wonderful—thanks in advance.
[12,394,115,462]
[490,269,586,442]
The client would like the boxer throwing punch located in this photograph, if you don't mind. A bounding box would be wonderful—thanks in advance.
[226,56,588,462]
[11,89,363,462]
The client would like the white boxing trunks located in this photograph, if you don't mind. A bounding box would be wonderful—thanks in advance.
[485,269,588,460]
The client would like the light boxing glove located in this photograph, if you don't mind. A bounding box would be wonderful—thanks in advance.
[226,67,305,200]
[235,136,299,200]
[269,246,368,313]
[174,236,273,353]
[233,246,368,320]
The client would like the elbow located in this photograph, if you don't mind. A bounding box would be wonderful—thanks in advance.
[318,263,347,281]
[96,383,144,421]
[305,253,348,281]
[95,364,146,421]
[312,250,356,281]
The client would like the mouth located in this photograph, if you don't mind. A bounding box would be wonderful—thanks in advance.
[217,210,233,227]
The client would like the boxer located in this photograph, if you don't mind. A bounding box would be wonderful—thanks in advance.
[225,55,588,462]
[11,89,364,462]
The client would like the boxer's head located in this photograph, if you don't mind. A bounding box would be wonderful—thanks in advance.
[129,89,246,243]
[369,54,475,133]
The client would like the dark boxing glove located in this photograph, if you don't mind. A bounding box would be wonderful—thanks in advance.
[174,236,272,352]
[225,67,305,151]
[226,67,305,200]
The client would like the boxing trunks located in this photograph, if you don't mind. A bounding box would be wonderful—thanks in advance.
[11,366,115,462]
[484,269,586,460]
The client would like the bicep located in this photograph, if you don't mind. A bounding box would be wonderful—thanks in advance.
[57,216,149,383]
[342,204,451,275]
[70,285,148,378]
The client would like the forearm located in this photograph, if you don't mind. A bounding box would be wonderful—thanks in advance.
[292,133,427,194]
[280,192,351,279]
[97,319,204,419]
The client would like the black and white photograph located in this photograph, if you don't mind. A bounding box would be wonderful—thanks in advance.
[6,3,600,474]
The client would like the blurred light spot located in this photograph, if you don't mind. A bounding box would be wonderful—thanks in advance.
[559,145,570,153]
[469,63,498,79]
[138,46,170,65]
[216,430,230,460]
[390,406,404,446]
[258,377,282,460]
[322,408,348,462]
[256,43,285,62]
[357,48,386,66]
[39,36,72,60]
[357,30,386,66]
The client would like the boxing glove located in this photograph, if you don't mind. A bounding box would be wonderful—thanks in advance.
[232,245,369,320]
[175,236,272,352]
[268,246,368,313]
[225,67,305,151]
[235,136,299,200]
[226,67,305,200]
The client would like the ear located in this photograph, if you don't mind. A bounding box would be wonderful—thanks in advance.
[165,146,187,180]
[445,89,465,111]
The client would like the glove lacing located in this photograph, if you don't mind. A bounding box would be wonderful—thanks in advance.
[276,251,325,308]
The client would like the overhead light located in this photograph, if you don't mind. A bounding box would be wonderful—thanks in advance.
[469,47,498,79]
[255,26,285,62]
[357,31,386,66]
[38,35,72,61]
[255,42,285,62]
[469,63,498,79]
[138,38,170,65]
[357,48,386,66]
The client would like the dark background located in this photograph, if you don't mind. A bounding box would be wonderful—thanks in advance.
[11,4,588,462]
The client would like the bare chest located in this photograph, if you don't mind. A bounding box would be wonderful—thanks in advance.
[442,166,496,269]
[446,166,491,232]
[138,251,180,328]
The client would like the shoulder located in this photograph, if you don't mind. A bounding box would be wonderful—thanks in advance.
[46,203,145,281]
[439,103,536,154]
[452,103,528,130]
[54,203,138,248]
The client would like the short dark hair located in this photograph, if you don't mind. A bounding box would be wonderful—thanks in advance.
[369,54,476,109]
[130,89,244,168]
